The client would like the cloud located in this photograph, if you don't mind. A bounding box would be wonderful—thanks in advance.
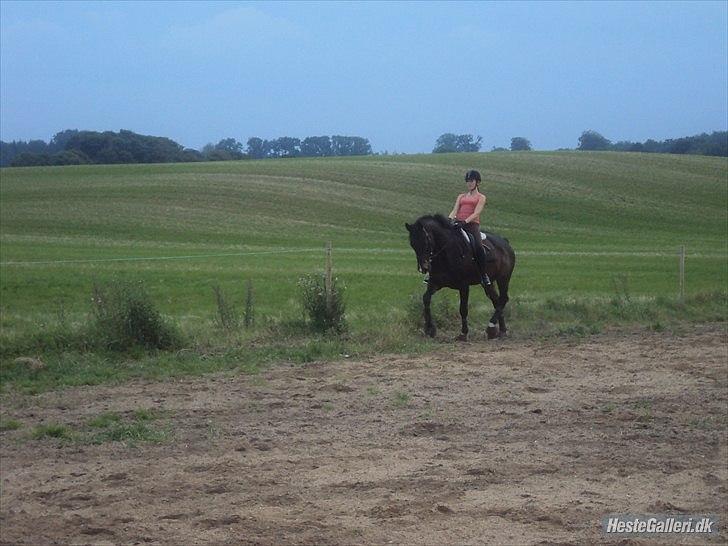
[160,6,306,58]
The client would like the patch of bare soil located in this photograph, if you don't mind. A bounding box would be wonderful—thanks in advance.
[1,324,726,545]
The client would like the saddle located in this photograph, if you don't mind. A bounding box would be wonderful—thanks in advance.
[457,227,495,262]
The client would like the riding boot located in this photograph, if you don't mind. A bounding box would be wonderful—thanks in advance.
[473,239,491,287]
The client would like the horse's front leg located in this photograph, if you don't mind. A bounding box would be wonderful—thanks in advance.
[457,285,470,341]
[423,284,439,338]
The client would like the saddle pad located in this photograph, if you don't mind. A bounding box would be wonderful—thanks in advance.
[459,228,487,243]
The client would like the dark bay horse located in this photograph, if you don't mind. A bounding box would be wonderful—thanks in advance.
[405,214,516,340]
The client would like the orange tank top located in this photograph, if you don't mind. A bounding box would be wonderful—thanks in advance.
[456,193,482,224]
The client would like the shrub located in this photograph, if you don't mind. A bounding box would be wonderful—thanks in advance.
[91,281,183,351]
[297,274,346,333]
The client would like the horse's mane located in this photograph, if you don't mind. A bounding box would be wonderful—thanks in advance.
[417,214,452,232]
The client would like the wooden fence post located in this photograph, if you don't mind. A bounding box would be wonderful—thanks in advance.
[678,245,685,302]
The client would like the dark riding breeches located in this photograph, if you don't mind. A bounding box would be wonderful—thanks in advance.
[463,222,489,274]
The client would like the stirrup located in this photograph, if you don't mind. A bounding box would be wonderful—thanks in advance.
[481,274,492,287]
[423,273,430,284]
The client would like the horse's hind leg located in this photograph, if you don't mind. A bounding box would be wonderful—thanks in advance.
[482,283,500,339]
[457,285,470,341]
[496,276,511,337]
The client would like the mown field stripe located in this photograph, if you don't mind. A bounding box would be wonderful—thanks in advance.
[1,248,725,267]
[0,248,322,266]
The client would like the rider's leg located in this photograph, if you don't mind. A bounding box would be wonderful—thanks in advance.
[466,223,491,287]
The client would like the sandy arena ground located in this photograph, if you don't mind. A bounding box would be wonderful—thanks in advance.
[1,324,726,545]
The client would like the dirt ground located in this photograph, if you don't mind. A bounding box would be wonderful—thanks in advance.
[1,324,726,545]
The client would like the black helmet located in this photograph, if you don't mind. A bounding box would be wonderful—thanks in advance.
[464,170,481,182]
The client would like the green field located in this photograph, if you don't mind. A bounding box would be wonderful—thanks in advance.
[1,151,726,389]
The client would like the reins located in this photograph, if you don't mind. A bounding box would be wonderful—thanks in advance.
[422,225,455,263]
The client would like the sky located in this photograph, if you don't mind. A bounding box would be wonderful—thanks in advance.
[1,1,726,153]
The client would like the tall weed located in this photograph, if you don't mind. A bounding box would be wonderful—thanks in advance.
[212,285,240,331]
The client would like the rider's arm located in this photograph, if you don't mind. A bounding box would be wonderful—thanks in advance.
[448,195,462,219]
[465,194,486,223]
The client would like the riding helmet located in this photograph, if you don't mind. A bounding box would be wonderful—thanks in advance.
[464,170,481,182]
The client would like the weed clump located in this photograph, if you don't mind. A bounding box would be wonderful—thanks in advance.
[91,281,183,352]
[297,274,346,334]
[212,285,240,331]
[244,279,255,328]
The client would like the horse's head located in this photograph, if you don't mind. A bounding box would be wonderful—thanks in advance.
[405,220,434,273]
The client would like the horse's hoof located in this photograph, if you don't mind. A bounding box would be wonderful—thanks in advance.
[456,333,468,342]
[498,330,508,339]
[486,326,498,340]
[425,327,437,338]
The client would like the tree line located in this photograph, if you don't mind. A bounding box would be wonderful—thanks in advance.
[432,133,534,153]
[576,130,727,156]
[432,130,728,157]
[3,127,725,167]
[433,130,726,156]
[0,130,373,167]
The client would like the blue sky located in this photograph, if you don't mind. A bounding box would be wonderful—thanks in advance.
[1,1,726,153]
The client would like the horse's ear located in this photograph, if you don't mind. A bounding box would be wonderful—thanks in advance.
[405,223,412,232]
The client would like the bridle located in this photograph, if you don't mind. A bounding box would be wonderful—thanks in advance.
[419,225,450,272]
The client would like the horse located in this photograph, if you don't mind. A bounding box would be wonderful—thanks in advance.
[405,214,516,340]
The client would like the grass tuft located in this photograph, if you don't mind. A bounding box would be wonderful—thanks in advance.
[393,391,411,408]
[0,418,22,432]
[32,423,74,440]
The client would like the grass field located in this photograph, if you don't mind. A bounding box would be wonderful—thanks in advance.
[1,151,726,390]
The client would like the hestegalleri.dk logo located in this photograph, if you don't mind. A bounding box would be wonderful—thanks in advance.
[602,515,719,535]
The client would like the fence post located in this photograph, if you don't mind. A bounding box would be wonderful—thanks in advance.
[678,245,685,302]
[325,241,333,314]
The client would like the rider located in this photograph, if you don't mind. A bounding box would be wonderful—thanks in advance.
[449,170,491,287]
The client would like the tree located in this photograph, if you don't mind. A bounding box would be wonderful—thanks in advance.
[300,136,332,157]
[703,131,728,156]
[577,130,611,151]
[433,133,482,153]
[49,129,80,152]
[270,136,301,158]
[331,135,372,156]
[180,149,204,162]
[510,137,532,151]
[205,150,235,161]
[246,137,268,159]
[61,130,185,164]
[433,133,458,153]
[456,134,482,152]
[50,150,89,165]
[214,138,244,159]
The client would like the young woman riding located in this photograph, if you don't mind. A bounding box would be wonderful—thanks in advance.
[448,169,491,287]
